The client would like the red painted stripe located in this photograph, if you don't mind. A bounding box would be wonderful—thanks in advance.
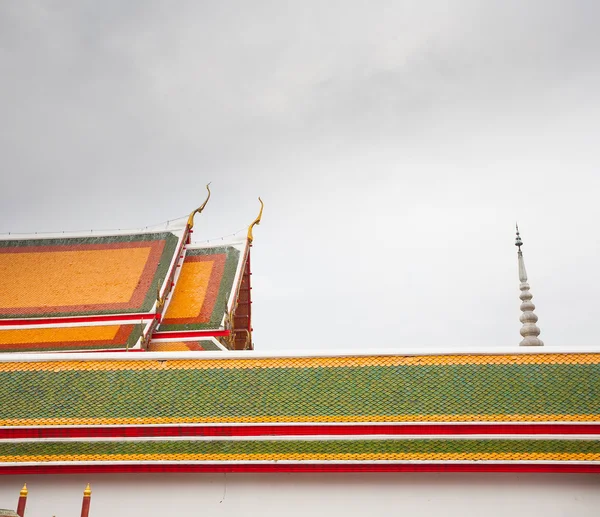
[0,313,156,326]
[152,329,231,339]
[73,349,147,354]
[1,424,600,440]
[0,463,599,475]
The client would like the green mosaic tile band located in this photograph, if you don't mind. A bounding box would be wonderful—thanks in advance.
[0,232,177,250]
[198,340,222,351]
[2,361,600,422]
[2,439,600,459]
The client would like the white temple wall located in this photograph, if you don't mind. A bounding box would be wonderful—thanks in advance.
[1,472,599,517]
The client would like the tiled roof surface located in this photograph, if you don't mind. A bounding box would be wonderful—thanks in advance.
[159,246,242,331]
[147,339,223,352]
[0,232,181,319]
[0,323,144,352]
[0,351,598,473]
[2,438,600,463]
[2,353,599,426]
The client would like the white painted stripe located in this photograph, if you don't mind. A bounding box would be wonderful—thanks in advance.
[157,242,187,316]
[0,318,155,331]
[2,346,600,362]
[1,434,599,444]
[1,460,599,467]
[3,421,599,429]
[224,239,250,324]
[155,227,189,309]
[0,219,187,241]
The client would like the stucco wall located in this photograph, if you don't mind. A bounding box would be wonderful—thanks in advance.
[0,473,599,516]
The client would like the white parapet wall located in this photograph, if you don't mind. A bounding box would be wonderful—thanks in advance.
[1,473,600,517]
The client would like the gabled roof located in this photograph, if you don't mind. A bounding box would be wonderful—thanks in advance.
[151,238,251,350]
[0,198,260,352]
[0,228,185,319]
[0,348,599,474]
[0,221,187,353]
[158,241,247,332]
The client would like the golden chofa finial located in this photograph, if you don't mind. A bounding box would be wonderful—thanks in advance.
[247,197,264,244]
[83,483,92,497]
[20,483,28,497]
[186,183,212,229]
[156,279,165,311]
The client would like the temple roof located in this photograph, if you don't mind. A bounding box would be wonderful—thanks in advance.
[0,348,599,474]
[156,241,248,333]
[0,227,184,320]
[0,210,255,352]
[1,200,598,475]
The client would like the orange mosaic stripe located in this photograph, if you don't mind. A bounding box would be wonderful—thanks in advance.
[0,325,139,351]
[147,342,205,352]
[2,452,598,463]
[3,414,600,427]
[1,353,599,373]
[0,325,120,344]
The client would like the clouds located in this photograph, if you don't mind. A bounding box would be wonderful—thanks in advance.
[1,1,599,348]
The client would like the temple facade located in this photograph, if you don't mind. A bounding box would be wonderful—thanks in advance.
[0,193,598,516]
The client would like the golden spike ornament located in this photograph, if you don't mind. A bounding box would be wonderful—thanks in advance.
[83,484,92,497]
[187,183,212,229]
[247,197,264,244]
[20,484,28,497]
[156,279,165,311]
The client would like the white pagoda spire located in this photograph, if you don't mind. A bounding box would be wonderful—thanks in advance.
[515,224,543,346]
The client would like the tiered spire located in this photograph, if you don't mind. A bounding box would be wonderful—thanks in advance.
[515,224,543,346]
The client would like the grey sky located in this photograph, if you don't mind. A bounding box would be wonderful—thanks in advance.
[1,1,599,349]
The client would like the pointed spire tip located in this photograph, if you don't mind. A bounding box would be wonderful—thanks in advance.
[515,224,543,346]
[515,222,523,250]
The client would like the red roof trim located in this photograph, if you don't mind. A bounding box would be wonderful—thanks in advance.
[2,423,599,439]
[0,313,157,326]
[1,463,599,475]
[152,329,230,339]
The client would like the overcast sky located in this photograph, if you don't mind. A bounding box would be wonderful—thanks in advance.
[1,1,599,350]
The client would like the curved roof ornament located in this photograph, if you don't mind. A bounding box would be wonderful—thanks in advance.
[247,197,264,244]
[186,183,211,229]
[515,224,543,346]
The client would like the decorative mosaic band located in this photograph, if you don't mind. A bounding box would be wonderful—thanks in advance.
[0,232,181,319]
[1,353,599,426]
[1,438,599,463]
[3,464,600,475]
[159,246,241,331]
[0,324,144,352]
[147,340,222,352]
[2,423,600,439]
